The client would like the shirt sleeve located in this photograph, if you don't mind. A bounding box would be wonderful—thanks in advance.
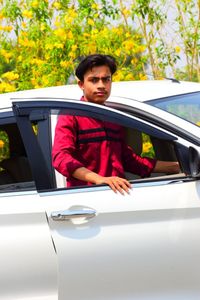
[52,114,84,179]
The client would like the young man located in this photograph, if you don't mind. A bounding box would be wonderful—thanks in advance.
[52,54,179,194]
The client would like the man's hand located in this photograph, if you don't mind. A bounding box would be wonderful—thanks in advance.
[96,176,131,195]
[72,167,131,195]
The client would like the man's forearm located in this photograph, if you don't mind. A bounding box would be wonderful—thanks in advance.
[72,167,131,194]
[153,161,180,174]
[72,167,103,184]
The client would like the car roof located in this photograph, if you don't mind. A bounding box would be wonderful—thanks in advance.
[0,79,200,109]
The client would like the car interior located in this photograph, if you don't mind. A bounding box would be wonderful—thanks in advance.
[0,123,35,191]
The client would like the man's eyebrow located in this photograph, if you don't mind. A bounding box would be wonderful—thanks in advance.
[88,75,111,79]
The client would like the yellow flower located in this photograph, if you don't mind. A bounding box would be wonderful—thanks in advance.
[66,9,77,19]
[30,58,44,66]
[31,0,39,8]
[54,17,61,27]
[60,60,70,68]
[71,44,77,52]
[88,19,95,26]
[125,74,134,81]
[87,43,96,53]
[67,31,73,39]
[68,52,76,59]
[54,28,66,38]
[196,121,200,126]
[139,73,147,80]
[0,140,4,148]
[53,1,61,9]
[131,57,137,65]
[142,142,152,153]
[40,23,46,31]
[0,82,16,93]
[18,55,22,62]
[34,84,41,89]
[91,29,98,35]
[66,16,73,24]
[122,8,130,17]
[18,37,35,48]
[31,78,37,86]
[22,10,33,19]
[0,25,12,32]
[2,71,19,81]
[83,33,90,38]
[22,22,26,29]
[0,49,12,60]
[45,43,54,50]
[91,3,99,10]
[175,46,181,53]
[113,71,124,81]
[42,75,49,86]
[123,40,134,52]
[115,49,121,57]
[54,42,64,49]
[138,45,146,52]
[0,12,4,20]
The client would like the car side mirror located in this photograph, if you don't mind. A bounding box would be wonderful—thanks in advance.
[189,146,200,178]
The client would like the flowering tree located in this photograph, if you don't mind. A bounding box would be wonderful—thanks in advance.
[0,0,200,95]
[0,0,147,93]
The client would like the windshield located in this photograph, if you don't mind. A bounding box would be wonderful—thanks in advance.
[147,92,200,127]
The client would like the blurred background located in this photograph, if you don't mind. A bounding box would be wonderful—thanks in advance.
[0,0,199,94]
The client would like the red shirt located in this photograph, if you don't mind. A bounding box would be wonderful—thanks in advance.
[52,114,156,187]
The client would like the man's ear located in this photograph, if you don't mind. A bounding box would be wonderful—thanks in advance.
[78,80,84,91]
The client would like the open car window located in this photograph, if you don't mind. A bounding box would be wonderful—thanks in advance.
[0,113,35,193]
[12,99,190,192]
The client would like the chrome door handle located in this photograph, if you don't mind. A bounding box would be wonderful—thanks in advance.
[51,208,97,221]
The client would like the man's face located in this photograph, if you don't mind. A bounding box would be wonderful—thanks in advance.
[78,65,112,104]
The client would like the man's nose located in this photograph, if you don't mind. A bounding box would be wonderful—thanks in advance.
[97,79,106,88]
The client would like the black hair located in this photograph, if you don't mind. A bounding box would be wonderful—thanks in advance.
[75,54,117,81]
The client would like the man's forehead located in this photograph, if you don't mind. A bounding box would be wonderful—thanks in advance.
[86,65,111,76]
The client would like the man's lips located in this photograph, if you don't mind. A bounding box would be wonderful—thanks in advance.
[95,91,107,96]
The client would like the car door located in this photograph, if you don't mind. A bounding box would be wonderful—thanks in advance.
[13,99,200,300]
[0,109,58,300]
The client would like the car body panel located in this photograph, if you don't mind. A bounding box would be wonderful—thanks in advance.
[45,179,200,299]
[0,79,200,108]
[0,192,58,300]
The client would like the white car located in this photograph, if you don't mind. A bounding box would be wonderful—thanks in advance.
[0,79,200,300]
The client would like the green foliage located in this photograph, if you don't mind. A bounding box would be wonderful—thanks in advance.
[141,133,155,158]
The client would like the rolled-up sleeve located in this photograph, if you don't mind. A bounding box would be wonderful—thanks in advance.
[52,115,84,179]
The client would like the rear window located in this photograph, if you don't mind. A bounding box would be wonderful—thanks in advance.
[148,92,200,126]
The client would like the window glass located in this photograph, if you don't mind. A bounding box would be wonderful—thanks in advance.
[148,92,200,126]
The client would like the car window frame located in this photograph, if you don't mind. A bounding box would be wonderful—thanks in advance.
[12,98,186,192]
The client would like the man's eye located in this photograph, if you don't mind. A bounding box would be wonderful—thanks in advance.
[104,77,111,82]
[91,78,99,83]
